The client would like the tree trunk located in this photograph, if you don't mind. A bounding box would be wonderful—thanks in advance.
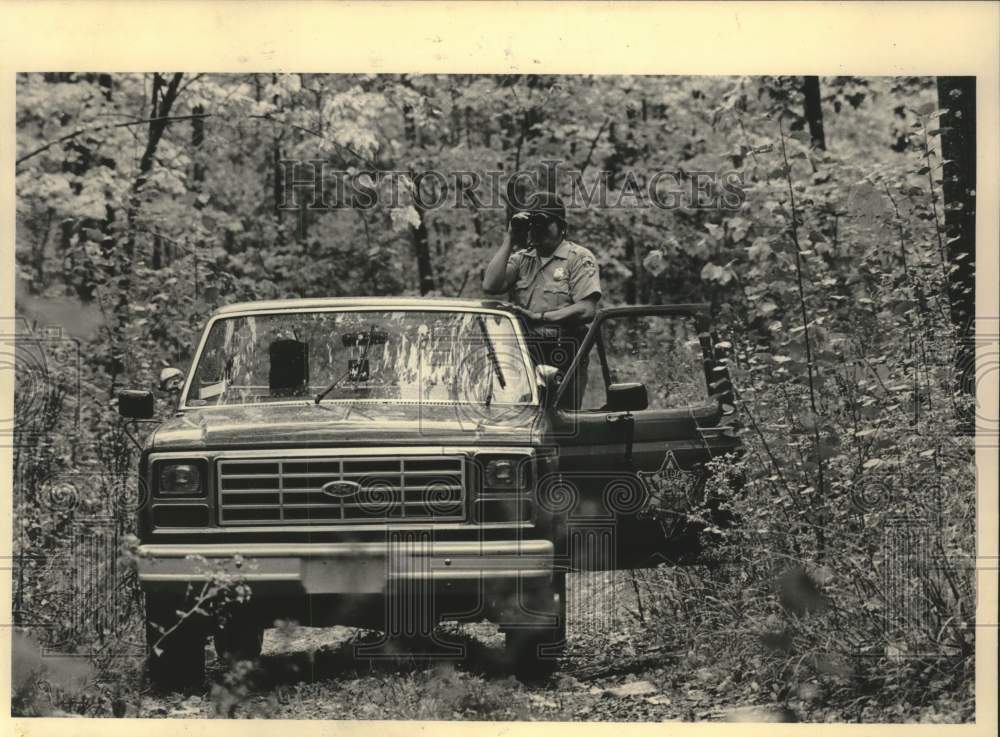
[623,234,637,304]
[411,205,435,295]
[936,77,976,333]
[97,73,113,101]
[272,74,284,227]
[127,73,183,257]
[936,77,976,425]
[115,72,182,389]
[189,104,206,288]
[401,98,434,293]
[802,76,826,150]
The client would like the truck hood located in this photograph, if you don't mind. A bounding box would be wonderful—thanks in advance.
[149,402,542,451]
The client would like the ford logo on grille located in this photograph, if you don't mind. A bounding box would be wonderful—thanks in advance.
[321,480,362,498]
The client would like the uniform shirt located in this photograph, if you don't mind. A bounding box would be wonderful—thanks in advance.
[502,239,602,314]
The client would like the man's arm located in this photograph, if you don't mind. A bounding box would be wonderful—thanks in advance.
[483,213,529,293]
[536,246,601,325]
[482,231,515,293]
[528,296,599,326]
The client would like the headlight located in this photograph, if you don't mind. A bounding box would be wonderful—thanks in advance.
[483,457,528,490]
[157,461,206,496]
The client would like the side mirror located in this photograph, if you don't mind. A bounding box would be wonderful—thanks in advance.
[118,389,155,419]
[535,364,561,407]
[606,382,648,412]
[159,367,185,394]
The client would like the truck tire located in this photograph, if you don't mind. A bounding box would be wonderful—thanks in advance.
[213,616,265,661]
[505,573,566,680]
[145,595,206,692]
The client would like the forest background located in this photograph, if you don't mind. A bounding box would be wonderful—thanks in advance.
[11,73,979,721]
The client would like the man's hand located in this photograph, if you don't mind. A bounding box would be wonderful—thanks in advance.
[508,211,531,231]
[508,211,531,248]
[509,304,541,323]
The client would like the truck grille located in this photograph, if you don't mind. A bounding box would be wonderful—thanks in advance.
[217,455,466,525]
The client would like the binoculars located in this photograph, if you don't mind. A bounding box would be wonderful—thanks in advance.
[510,210,554,239]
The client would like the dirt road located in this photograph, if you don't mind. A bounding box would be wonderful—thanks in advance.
[134,572,801,721]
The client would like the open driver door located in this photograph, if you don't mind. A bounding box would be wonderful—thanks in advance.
[543,304,741,570]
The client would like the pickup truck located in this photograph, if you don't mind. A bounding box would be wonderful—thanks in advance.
[117,297,741,688]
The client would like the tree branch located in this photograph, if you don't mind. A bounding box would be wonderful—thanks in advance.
[248,113,376,168]
[16,114,209,169]
[579,116,611,175]
[778,117,828,557]
[19,108,377,173]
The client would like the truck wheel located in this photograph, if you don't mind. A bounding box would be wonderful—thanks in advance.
[213,617,265,661]
[145,595,206,692]
[505,573,566,680]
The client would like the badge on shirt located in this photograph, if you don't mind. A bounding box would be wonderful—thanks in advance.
[553,267,566,281]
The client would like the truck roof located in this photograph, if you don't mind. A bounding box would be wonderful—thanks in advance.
[211,296,513,317]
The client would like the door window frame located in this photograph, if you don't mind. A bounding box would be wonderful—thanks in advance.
[552,303,732,411]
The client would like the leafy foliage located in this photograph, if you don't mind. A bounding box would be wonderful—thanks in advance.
[13,73,975,720]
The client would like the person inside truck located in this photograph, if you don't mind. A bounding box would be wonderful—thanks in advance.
[482,191,601,409]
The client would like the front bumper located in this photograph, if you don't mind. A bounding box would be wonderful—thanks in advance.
[137,539,555,596]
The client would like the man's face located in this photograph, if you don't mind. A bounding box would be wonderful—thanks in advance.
[527,213,562,251]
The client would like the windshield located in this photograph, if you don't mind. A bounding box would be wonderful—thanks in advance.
[183,309,535,407]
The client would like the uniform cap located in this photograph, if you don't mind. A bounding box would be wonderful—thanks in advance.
[525,191,567,227]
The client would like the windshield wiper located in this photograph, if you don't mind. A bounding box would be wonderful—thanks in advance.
[315,325,377,404]
[314,367,351,404]
[476,315,506,406]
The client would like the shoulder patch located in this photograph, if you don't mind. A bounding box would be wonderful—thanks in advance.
[575,249,599,278]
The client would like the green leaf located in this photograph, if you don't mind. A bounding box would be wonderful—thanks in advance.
[748,237,772,261]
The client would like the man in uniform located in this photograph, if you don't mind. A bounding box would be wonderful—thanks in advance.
[482,191,601,408]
